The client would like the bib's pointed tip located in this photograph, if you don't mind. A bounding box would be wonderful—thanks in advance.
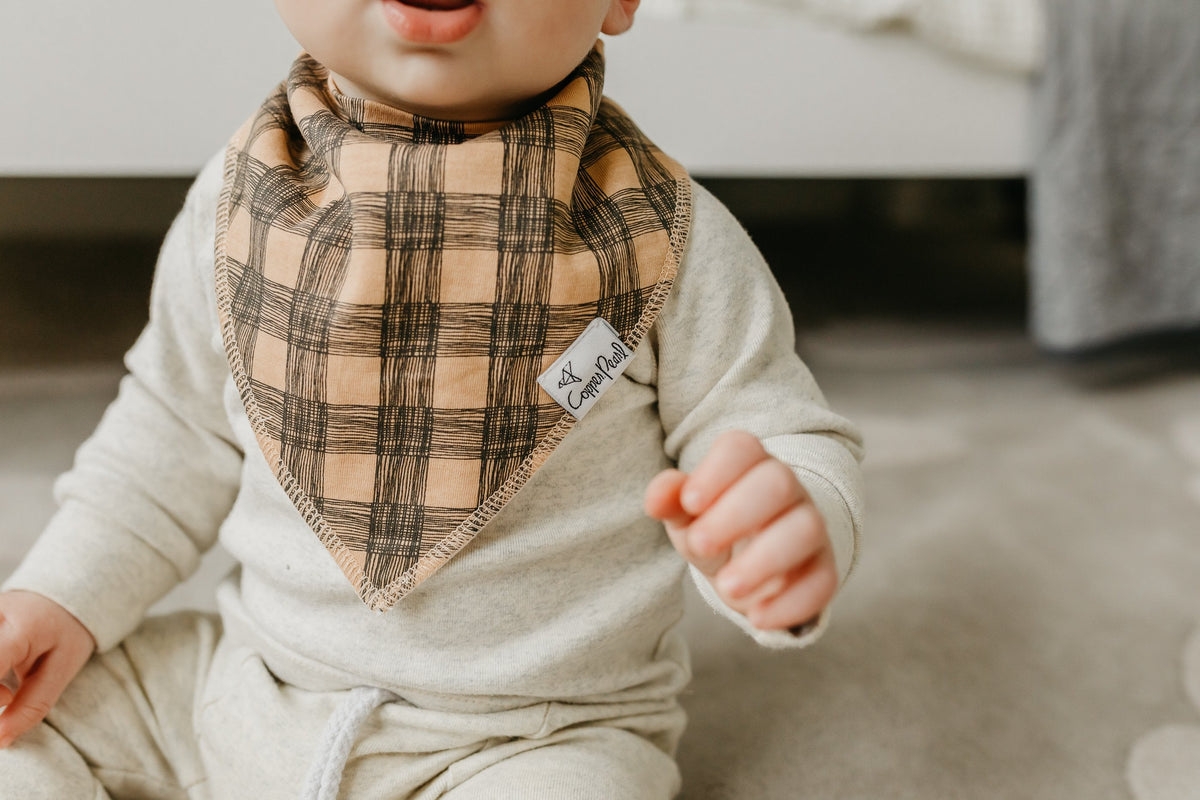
[356,573,401,614]
[367,596,395,615]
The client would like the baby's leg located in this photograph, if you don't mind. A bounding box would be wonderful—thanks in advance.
[434,725,682,800]
[0,611,220,800]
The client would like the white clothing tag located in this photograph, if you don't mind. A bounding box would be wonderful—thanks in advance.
[537,318,633,420]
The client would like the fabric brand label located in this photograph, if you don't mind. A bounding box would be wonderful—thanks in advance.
[537,318,632,420]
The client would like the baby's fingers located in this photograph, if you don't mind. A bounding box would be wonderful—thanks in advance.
[644,469,696,559]
[644,469,693,536]
[714,502,826,602]
[0,666,18,706]
[0,646,87,749]
[679,430,768,516]
[745,549,838,631]
[0,617,31,710]
[644,470,728,575]
[688,458,808,559]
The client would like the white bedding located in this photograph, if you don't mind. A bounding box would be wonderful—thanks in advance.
[642,0,1045,74]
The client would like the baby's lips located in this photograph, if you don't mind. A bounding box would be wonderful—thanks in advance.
[381,0,484,45]
[396,0,475,8]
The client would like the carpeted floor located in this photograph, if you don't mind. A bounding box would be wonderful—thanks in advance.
[2,319,1198,798]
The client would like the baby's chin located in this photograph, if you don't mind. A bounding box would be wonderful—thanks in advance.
[357,70,561,122]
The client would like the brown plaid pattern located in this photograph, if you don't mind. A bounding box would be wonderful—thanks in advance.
[213,46,691,611]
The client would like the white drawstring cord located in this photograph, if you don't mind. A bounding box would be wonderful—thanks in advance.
[300,686,398,800]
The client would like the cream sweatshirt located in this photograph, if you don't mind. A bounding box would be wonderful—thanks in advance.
[4,150,864,708]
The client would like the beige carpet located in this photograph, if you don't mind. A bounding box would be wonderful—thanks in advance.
[677,320,1200,799]
[1127,417,1200,800]
[3,320,1199,798]
[1128,624,1200,800]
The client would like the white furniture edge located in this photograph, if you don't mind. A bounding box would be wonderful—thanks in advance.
[1,9,1030,176]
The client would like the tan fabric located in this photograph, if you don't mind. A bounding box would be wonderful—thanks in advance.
[214,45,691,611]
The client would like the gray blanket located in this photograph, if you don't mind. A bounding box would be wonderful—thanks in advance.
[1031,0,1200,351]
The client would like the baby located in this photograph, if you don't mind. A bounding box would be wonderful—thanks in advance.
[0,1,863,797]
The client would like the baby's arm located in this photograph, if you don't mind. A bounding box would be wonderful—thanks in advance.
[648,181,864,647]
[0,152,243,744]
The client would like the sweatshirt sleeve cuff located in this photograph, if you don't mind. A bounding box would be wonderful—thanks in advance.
[762,434,862,587]
[689,564,832,649]
[798,467,857,588]
[1,501,185,652]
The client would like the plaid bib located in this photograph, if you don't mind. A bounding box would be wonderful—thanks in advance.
[213,46,691,611]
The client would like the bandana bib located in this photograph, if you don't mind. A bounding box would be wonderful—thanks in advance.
[214,46,691,611]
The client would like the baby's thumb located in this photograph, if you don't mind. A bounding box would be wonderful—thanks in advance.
[645,469,695,551]
[645,469,692,525]
[0,668,16,705]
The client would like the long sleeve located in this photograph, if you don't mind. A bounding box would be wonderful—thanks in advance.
[656,181,865,649]
[2,153,244,652]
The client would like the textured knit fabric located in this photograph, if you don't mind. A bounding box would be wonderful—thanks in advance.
[0,611,683,799]
[1030,0,1200,350]
[3,146,863,742]
[216,47,690,609]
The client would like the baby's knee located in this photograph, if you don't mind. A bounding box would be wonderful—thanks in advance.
[440,726,681,800]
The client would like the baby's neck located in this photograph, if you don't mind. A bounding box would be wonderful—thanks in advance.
[329,70,558,124]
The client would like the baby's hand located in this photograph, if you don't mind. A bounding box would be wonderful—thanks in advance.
[0,590,95,749]
[644,430,837,631]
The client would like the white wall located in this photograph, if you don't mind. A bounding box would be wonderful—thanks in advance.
[605,17,1033,176]
[1,2,297,175]
[0,3,1031,176]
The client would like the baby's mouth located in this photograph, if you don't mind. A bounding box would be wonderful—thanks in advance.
[381,0,484,44]
[396,0,476,9]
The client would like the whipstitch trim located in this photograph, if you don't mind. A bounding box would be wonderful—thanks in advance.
[213,51,692,611]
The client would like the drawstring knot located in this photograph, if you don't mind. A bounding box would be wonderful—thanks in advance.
[301,686,397,800]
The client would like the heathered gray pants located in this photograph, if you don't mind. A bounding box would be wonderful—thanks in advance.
[0,612,682,799]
